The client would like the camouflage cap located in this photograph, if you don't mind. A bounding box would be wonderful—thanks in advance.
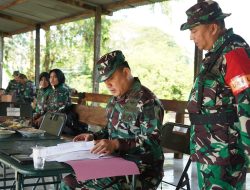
[96,50,126,82]
[180,0,231,31]
[12,70,20,76]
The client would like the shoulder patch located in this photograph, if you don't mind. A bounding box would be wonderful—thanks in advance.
[224,48,250,95]
[229,74,250,95]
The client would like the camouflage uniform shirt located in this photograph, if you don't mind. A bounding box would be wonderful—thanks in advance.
[93,77,165,189]
[187,28,250,165]
[5,79,20,95]
[46,83,71,112]
[34,86,52,117]
[17,80,36,103]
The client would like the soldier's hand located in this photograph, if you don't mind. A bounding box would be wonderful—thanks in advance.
[73,133,93,142]
[91,139,119,155]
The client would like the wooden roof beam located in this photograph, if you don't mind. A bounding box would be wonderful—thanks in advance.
[57,0,112,15]
[0,13,36,27]
[42,10,94,29]
[4,25,34,37]
[103,0,153,10]
[4,10,96,37]
[0,0,28,11]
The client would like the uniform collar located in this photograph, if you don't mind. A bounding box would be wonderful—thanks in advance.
[210,28,234,53]
[41,86,50,91]
[114,77,141,102]
[53,83,63,89]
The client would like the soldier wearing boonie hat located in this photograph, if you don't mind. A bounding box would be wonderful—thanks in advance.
[181,1,250,189]
[96,50,127,82]
[61,50,165,189]
[180,0,231,31]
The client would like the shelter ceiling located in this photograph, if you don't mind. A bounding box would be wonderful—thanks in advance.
[0,0,167,37]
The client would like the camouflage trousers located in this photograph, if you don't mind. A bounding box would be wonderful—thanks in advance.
[196,161,247,190]
[60,174,160,190]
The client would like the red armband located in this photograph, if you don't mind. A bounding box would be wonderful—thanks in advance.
[225,48,250,95]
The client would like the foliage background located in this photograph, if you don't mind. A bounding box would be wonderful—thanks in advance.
[2,2,194,101]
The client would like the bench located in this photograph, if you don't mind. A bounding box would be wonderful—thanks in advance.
[71,92,108,128]
[71,92,188,126]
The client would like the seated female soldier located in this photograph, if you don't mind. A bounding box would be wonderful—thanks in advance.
[33,72,52,128]
[46,68,71,112]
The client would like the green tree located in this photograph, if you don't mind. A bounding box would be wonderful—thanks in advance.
[3,17,111,91]
[106,20,193,100]
[41,17,111,92]
[4,32,34,80]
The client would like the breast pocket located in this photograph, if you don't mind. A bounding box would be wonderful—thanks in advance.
[202,79,218,107]
[120,111,140,136]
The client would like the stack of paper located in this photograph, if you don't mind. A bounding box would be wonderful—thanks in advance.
[35,141,111,162]
[41,141,94,157]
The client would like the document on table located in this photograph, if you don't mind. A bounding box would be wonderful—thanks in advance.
[39,141,94,157]
[37,141,113,162]
[45,150,101,162]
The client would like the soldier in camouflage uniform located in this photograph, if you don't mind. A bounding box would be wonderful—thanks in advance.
[181,1,250,189]
[61,50,164,190]
[5,70,20,95]
[17,73,36,103]
[46,68,71,112]
[33,72,52,127]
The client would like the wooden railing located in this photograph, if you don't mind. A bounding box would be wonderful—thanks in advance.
[71,92,188,130]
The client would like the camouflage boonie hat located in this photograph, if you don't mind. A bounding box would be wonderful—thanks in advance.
[96,50,126,82]
[13,70,20,76]
[180,0,231,31]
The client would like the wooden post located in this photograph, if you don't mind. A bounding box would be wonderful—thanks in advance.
[194,46,203,80]
[194,0,204,80]
[0,34,3,88]
[175,0,203,159]
[92,7,102,93]
[35,24,41,89]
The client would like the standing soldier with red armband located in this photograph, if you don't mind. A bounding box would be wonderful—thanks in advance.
[181,1,250,189]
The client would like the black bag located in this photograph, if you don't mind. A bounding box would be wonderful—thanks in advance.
[160,122,190,154]
[62,105,88,136]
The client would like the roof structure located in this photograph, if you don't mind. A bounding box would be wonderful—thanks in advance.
[0,0,168,37]
[0,0,202,92]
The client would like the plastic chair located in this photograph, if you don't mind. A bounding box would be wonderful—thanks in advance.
[39,112,67,136]
[160,122,191,190]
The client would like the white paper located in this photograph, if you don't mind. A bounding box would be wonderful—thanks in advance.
[31,141,113,162]
[45,150,109,162]
[56,141,94,151]
[32,141,94,158]
[7,107,20,116]
[172,125,188,133]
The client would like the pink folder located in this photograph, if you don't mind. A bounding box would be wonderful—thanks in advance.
[66,157,140,181]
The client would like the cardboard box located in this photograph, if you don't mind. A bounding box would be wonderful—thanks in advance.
[1,95,14,102]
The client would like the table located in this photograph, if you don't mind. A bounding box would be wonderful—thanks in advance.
[0,133,73,190]
[0,132,140,190]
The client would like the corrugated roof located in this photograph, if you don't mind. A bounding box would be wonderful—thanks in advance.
[0,0,168,37]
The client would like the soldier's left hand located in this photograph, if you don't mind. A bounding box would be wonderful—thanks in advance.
[91,139,119,155]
